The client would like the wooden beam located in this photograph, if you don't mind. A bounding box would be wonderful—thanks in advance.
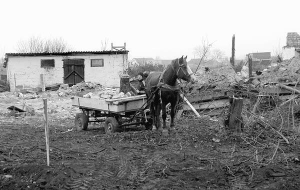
[187,91,228,103]
[183,99,229,111]
[180,94,200,117]
[278,84,300,94]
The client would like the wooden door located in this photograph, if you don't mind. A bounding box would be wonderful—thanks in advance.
[63,59,84,85]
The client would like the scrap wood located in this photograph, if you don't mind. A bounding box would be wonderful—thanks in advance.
[183,99,229,111]
[277,83,300,94]
[180,93,200,117]
[279,95,299,107]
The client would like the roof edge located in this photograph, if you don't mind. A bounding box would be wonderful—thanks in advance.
[5,50,129,57]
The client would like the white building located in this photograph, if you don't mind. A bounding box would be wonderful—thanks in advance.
[282,32,300,60]
[4,51,128,91]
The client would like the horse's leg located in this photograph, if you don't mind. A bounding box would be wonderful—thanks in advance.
[170,102,176,129]
[155,102,162,131]
[170,93,179,130]
[161,100,167,130]
[150,101,157,131]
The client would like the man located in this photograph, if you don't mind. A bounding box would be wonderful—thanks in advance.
[136,72,146,94]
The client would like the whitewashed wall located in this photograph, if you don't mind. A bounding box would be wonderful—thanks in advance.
[282,47,296,60]
[6,53,127,91]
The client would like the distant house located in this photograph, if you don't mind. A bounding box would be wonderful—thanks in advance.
[4,50,129,92]
[130,58,155,66]
[187,59,225,72]
[247,52,272,72]
[249,52,271,60]
[155,60,172,68]
[282,32,300,60]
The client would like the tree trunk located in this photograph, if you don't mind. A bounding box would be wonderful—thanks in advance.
[225,96,244,133]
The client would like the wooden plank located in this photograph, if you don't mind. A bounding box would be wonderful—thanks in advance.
[278,84,300,94]
[183,99,229,111]
[279,94,298,100]
[180,94,200,117]
[105,94,146,103]
[262,84,300,95]
[187,91,228,103]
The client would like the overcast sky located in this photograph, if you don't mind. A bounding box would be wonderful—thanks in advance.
[0,0,299,60]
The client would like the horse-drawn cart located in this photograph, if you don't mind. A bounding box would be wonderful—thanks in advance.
[71,95,152,134]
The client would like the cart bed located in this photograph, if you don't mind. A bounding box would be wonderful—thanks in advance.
[71,95,147,113]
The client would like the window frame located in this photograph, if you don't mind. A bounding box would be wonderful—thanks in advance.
[41,59,55,68]
[91,59,104,67]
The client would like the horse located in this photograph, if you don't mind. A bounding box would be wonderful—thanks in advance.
[144,55,197,135]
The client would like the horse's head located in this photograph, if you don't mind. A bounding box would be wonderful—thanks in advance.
[174,56,197,83]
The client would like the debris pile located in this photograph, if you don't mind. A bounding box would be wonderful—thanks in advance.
[81,89,133,99]
[192,64,242,90]
[57,81,103,97]
[257,58,300,84]
[56,81,135,99]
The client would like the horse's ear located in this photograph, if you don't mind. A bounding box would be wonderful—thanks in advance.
[184,56,187,60]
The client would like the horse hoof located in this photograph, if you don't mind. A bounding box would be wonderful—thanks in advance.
[152,126,157,131]
[169,127,176,133]
[162,129,169,136]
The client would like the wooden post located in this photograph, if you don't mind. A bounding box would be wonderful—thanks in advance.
[226,96,243,133]
[231,34,235,66]
[14,73,16,91]
[40,74,45,92]
[248,54,253,80]
[43,99,50,166]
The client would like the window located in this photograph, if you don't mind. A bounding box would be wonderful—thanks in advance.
[41,59,55,68]
[91,59,104,67]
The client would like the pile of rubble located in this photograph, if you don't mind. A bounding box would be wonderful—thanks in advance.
[193,64,242,89]
[58,81,134,100]
[258,58,300,84]
[185,64,242,98]
[57,81,103,96]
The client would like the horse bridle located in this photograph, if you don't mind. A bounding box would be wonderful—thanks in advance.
[171,58,192,78]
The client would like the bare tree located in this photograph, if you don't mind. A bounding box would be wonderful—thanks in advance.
[193,38,213,72]
[16,36,72,53]
[211,49,227,62]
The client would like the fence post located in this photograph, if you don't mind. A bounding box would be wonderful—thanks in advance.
[43,99,50,166]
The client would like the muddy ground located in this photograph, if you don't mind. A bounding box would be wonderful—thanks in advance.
[1,91,300,190]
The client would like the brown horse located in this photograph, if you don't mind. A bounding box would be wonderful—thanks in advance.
[145,56,196,135]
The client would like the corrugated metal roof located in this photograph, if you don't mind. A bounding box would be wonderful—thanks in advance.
[5,50,129,57]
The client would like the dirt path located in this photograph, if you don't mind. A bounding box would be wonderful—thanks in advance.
[1,90,300,189]
[1,113,300,190]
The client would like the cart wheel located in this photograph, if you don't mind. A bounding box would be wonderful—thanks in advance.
[75,113,89,131]
[104,117,119,134]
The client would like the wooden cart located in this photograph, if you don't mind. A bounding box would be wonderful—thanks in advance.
[71,95,152,134]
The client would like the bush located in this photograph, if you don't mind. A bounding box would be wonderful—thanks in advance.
[128,63,164,77]
[0,80,10,92]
